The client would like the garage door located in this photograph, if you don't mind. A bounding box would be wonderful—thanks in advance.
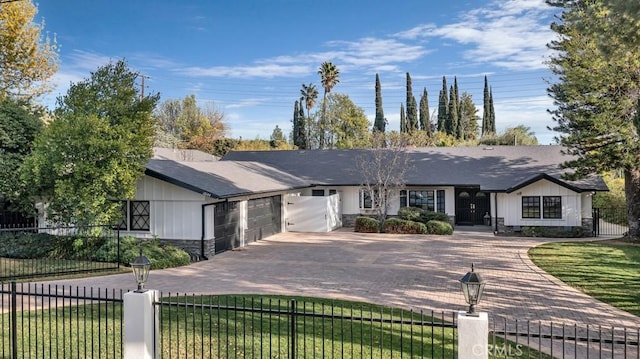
[214,202,240,254]
[246,195,282,243]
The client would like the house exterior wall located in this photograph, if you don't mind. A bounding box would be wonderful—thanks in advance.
[496,179,584,233]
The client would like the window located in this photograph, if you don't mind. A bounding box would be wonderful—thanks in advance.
[116,200,150,231]
[522,196,562,219]
[399,190,407,208]
[130,201,150,231]
[408,190,435,211]
[359,189,373,209]
[522,196,540,219]
[437,190,445,213]
[329,189,337,195]
[311,189,325,196]
[543,196,562,219]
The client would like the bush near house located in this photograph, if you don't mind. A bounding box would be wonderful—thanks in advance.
[0,231,190,269]
[426,220,454,235]
[383,218,428,234]
[354,216,380,233]
[397,207,449,225]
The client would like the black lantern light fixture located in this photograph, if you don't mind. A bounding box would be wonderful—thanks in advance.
[130,249,151,292]
[459,263,486,316]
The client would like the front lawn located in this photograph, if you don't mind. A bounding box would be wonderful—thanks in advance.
[528,240,640,316]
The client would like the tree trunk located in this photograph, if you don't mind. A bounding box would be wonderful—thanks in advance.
[624,168,640,239]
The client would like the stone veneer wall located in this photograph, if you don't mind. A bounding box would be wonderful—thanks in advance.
[582,217,595,237]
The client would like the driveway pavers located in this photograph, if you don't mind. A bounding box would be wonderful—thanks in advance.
[41,228,640,329]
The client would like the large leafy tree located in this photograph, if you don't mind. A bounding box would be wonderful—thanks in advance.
[547,0,640,238]
[22,60,159,225]
[0,98,43,213]
[0,0,58,99]
[373,74,386,133]
[324,93,370,149]
[300,83,318,149]
[318,62,340,149]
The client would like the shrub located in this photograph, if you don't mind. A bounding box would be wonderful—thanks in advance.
[354,216,380,233]
[397,207,425,222]
[94,236,191,269]
[420,211,450,223]
[384,218,428,234]
[426,220,453,235]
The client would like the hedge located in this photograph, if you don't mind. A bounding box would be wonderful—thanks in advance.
[383,218,427,234]
[426,220,454,235]
[354,217,380,233]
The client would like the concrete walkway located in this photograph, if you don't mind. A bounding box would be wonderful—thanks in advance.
[41,228,640,330]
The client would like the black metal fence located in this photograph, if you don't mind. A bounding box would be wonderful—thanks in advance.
[0,282,124,359]
[593,207,629,237]
[0,225,121,281]
[491,317,639,358]
[155,294,459,358]
[2,284,640,358]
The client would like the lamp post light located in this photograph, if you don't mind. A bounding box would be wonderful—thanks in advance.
[459,263,486,316]
[130,249,151,292]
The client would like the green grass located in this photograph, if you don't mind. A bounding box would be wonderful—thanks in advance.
[0,293,550,358]
[529,240,640,316]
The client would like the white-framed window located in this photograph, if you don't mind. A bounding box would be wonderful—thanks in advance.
[359,189,377,209]
[117,200,150,231]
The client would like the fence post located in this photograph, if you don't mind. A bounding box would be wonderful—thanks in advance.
[290,299,297,359]
[457,311,488,359]
[11,281,17,359]
[123,290,158,359]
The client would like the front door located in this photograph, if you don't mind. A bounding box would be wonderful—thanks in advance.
[455,188,491,225]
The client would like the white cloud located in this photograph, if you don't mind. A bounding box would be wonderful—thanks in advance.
[394,0,554,70]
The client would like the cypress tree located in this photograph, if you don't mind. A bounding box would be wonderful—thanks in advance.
[437,76,448,132]
[489,87,496,133]
[374,73,386,133]
[405,72,418,133]
[293,100,301,147]
[419,87,431,136]
[399,103,406,133]
[298,99,307,149]
[482,75,490,136]
[447,85,458,136]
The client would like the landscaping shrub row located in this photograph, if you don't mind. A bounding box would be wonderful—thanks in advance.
[0,231,190,269]
[354,208,453,235]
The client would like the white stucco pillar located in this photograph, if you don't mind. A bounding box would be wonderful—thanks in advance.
[457,311,488,359]
[124,290,158,359]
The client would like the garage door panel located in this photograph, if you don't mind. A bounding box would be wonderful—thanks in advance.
[247,195,281,242]
[214,202,240,254]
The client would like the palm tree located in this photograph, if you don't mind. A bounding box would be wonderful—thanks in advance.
[318,62,340,149]
[300,83,318,149]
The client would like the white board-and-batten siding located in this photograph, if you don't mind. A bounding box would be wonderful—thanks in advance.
[131,175,213,240]
[498,179,583,227]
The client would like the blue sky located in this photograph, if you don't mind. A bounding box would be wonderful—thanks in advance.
[36,0,559,144]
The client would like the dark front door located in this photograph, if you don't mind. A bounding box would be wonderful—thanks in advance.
[214,202,240,254]
[246,195,282,243]
[455,188,491,225]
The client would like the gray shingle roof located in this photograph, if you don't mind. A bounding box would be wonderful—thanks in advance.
[145,159,310,198]
[222,146,608,192]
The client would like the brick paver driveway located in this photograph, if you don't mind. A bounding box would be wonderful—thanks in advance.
[44,228,640,329]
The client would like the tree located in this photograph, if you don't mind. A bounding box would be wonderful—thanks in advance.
[355,132,411,230]
[324,93,370,149]
[479,125,537,146]
[373,73,386,133]
[318,62,340,149]
[419,87,431,136]
[0,98,43,214]
[21,60,159,225]
[153,98,181,148]
[459,92,479,141]
[292,100,306,148]
[488,87,496,133]
[447,85,458,136]
[270,125,286,148]
[437,77,448,132]
[482,75,491,136]
[300,83,318,149]
[546,0,640,238]
[0,0,58,99]
[405,73,418,133]
[399,103,406,133]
